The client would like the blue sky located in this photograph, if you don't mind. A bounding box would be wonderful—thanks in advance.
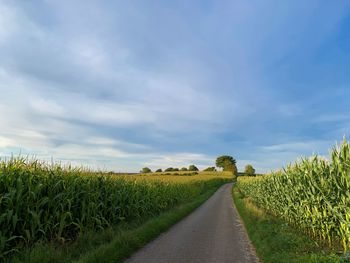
[0,0,350,172]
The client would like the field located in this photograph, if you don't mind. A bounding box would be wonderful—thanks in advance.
[0,158,232,261]
[236,139,350,254]
[4,141,350,262]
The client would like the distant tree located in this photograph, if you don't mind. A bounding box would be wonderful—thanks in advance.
[173,168,179,171]
[215,155,238,175]
[165,167,174,172]
[203,167,216,172]
[180,167,188,171]
[140,167,152,173]
[244,164,256,176]
[155,168,162,173]
[188,165,199,171]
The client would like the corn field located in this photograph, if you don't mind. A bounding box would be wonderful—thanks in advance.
[237,139,350,251]
[0,158,230,258]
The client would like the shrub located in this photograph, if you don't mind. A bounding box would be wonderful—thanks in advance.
[140,167,152,173]
[188,165,199,171]
[203,167,216,171]
[244,164,255,176]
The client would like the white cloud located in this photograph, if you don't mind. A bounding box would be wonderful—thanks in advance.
[0,136,14,148]
[30,97,65,117]
[144,153,214,170]
[0,1,349,173]
[260,140,333,153]
[240,140,336,173]
[52,143,132,159]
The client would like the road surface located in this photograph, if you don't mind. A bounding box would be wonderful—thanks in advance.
[124,183,259,263]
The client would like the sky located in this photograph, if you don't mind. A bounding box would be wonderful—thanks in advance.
[0,0,350,173]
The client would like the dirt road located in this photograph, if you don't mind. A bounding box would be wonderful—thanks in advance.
[124,183,259,263]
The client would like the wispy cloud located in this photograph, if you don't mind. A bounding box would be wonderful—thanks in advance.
[144,153,213,170]
[260,140,333,154]
[0,0,350,173]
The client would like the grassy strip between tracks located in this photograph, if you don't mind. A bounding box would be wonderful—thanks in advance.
[10,184,224,263]
[232,186,350,263]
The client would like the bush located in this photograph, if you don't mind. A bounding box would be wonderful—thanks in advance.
[203,167,216,171]
[140,167,152,173]
[180,167,188,171]
[244,164,255,176]
[155,169,162,173]
[188,165,199,171]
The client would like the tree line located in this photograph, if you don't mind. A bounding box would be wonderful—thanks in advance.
[140,155,256,176]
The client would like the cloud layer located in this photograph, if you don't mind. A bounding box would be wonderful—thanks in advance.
[1,0,350,172]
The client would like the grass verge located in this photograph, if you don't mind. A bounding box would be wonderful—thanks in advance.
[232,186,349,263]
[10,184,225,263]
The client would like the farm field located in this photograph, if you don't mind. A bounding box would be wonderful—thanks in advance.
[234,140,350,262]
[2,1,350,262]
[0,158,232,262]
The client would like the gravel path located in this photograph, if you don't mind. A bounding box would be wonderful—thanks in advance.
[124,183,259,263]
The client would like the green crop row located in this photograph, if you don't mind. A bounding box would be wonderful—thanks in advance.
[0,158,230,259]
[237,139,350,252]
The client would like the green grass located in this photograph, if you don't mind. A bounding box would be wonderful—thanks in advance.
[9,184,223,263]
[232,186,349,263]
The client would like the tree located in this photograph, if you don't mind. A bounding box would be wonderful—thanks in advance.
[180,167,188,171]
[188,165,199,171]
[155,168,162,173]
[165,167,174,172]
[244,164,255,176]
[203,167,216,171]
[232,165,238,176]
[173,168,179,171]
[215,155,237,175]
[140,167,152,173]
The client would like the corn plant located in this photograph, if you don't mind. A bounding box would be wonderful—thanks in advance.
[237,139,350,252]
[0,158,231,259]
